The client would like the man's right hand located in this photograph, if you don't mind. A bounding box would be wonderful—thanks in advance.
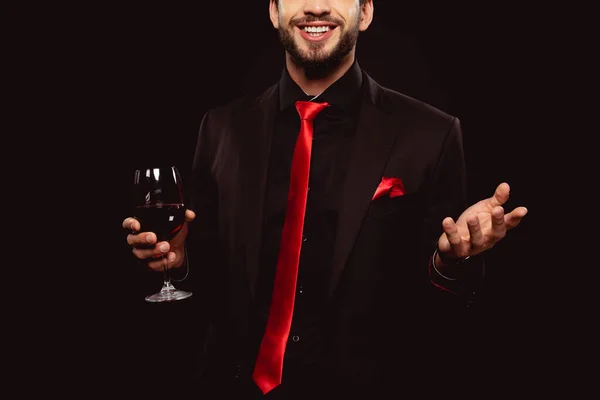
[123,209,196,272]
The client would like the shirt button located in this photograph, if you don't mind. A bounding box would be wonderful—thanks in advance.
[298,285,304,294]
[292,335,300,342]
[302,235,307,242]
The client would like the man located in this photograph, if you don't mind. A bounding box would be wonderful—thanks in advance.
[124,0,528,398]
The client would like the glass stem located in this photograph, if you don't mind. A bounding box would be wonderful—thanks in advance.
[162,254,171,288]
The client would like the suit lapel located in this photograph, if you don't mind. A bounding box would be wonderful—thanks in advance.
[240,75,400,300]
[328,75,400,298]
[243,85,278,299]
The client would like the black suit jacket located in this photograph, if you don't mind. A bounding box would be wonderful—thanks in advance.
[186,70,483,396]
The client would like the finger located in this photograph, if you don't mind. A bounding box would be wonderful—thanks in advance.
[132,241,170,261]
[132,246,159,261]
[440,216,463,251]
[127,231,157,247]
[467,214,484,249]
[123,217,140,232]
[437,232,450,252]
[489,182,510,208]
[505,206,528,230]
[166,250,183,269]
[185,209,196,223]
[490,206,506,240]
[436,218,453,253]
[147,251,176,271]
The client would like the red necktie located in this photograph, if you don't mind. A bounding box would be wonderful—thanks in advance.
[253,100,330,394]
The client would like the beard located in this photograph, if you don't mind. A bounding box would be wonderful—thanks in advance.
[278,15,359,79]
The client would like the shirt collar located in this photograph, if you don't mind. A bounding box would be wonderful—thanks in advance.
[278,58,363,113]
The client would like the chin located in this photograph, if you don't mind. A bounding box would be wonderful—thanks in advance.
[302,45,336,61]
[281,26,355,76]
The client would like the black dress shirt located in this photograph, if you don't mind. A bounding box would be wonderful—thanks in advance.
[252,60,363,375]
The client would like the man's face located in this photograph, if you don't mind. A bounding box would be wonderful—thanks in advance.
[270,1,371,74]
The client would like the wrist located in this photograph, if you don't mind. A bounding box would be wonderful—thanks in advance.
[436,241,470,266]
[432,242,470,280]
[432,248,459,280]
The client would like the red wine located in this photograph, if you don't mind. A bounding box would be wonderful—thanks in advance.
[134,203,185,241]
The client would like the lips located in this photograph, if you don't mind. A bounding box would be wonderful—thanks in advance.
[296,22,338,29]
[296,23,338,42]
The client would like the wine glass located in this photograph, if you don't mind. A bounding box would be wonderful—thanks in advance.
[133,166,192,303]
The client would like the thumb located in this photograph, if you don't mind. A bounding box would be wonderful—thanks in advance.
[185,209,196,223]
[489,182,510,208]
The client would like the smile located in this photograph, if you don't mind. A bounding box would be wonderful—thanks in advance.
[296,24,337,41]
[304,26,330,35]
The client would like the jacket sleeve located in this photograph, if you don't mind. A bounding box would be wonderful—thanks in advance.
[186,109,227,308]
[422,117,485,309]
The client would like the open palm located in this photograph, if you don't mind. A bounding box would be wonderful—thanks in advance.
[437,182,528,259]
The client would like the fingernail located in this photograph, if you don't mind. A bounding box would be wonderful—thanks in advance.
[146,235,154,243]
[168,253,176,262]
[159,244,168,252]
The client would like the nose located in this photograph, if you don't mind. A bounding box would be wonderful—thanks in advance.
[303,0,331,15]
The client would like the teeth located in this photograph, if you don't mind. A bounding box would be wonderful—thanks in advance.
[303,26,330,34]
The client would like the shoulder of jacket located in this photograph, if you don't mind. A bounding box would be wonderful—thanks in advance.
[363,71,456,123]
[205,81,278,117]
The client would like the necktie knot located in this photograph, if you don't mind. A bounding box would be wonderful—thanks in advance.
[295,100,329,121]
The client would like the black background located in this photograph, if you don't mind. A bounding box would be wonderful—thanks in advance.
[12,1,580,397]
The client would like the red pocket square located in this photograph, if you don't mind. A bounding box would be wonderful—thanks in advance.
[372,177,406,200]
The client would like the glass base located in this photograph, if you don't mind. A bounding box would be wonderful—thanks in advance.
[145,281,192,303]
